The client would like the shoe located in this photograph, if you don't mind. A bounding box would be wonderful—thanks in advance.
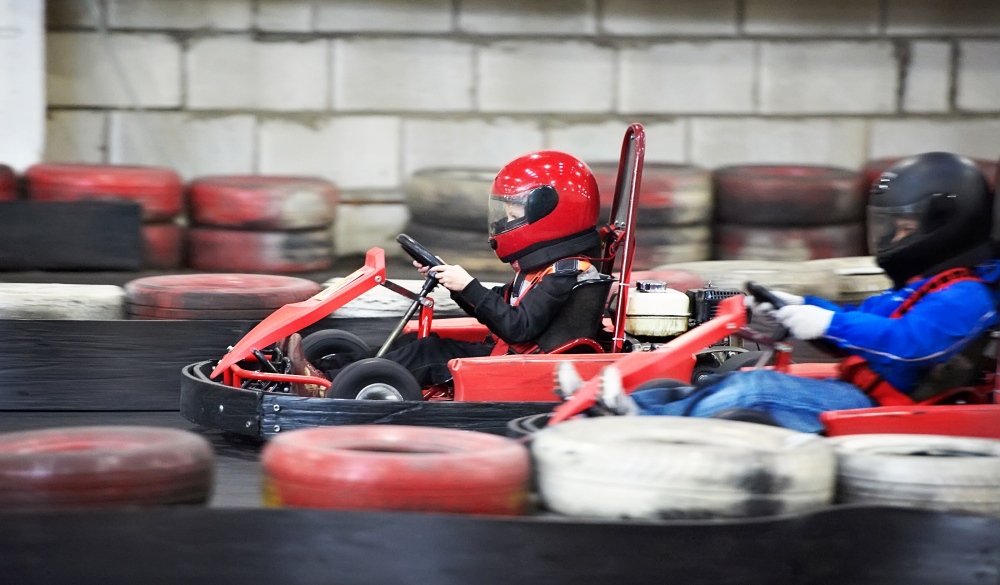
[554,362,585,400]
[597,366,639,416]
[286,333,328,398]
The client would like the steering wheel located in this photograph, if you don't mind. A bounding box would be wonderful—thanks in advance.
[397,234,444,269]
[745,281,847,357]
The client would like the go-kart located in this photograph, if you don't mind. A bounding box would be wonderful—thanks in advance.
[541,281,1000,440]
[180,124,747,439]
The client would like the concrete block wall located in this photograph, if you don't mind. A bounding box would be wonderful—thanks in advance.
[42,0,1000,250]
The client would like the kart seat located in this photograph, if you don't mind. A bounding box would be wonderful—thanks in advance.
[534,275,616,353]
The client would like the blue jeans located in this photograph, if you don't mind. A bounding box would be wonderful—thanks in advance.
[630,369,874,434]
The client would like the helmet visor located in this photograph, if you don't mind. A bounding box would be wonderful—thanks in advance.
[867,201,925,254]
[488,191,530,237]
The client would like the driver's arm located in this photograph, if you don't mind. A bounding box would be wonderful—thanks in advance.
[455,273,578,343]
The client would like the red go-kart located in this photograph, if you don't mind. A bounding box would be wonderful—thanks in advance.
[546,281,1000,440]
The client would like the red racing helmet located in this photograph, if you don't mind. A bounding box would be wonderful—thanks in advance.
[488,150,601,265]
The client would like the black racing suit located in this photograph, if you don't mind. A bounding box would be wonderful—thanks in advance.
[318,266,585,386]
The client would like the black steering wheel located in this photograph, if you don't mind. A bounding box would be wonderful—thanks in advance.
[745,281,846,357]
[397,234,443,269]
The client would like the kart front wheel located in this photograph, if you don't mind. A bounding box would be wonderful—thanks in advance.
[301,329,370,363]
[328,358,423,401]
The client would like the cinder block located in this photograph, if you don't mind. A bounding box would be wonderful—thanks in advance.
[316,0,452,32]
[478,42,614,113]
[108,112,255,179]
[546,120,686,164]
[869,119,1000,160]
[47,33,181,107]
[44,110,106,163]
[1,0,44,171]
[760,42,896,114]
[459,0,597,35]
[601,0,737,36]
[886,0,1000,35]
[333,203,410,257]
[744,0,880,35]
[619,42,755,114]
[690,118,868,169]
[903,42,950,113]
[259,116,401,189]
[334,39,474,112]
[187,36,328,111]
[402,118,543,178]
[107,0,252,30]
[255,0,313,32]
[47,0,99,28]
[957,41,1000,113]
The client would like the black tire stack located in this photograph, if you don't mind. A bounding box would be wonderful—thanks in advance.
[403,169,506,273]
[591,163,713,270]
[712,165,868,262]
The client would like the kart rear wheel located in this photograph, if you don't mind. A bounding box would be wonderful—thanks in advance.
[715,350,772,375]
[328,358,422,401]
[301,329,370,363]
[506,412,552,440]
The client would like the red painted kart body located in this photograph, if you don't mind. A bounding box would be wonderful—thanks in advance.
[212,124,649,404]
[549,295,1000,439]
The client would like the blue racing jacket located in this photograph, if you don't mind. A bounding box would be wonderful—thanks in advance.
[802,261,1000,394]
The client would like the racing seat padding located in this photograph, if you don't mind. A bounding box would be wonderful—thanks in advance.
[534,275,615,353]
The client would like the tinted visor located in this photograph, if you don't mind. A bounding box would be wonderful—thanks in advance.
[867,201,925,254]
[488,185,558,237]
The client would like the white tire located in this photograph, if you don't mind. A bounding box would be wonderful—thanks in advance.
[828,434,1000,517]
[804,256,891,303]
[532,416,836,520]
[320,278,504,318]
[0,283,125,320]
[651,260,838,298]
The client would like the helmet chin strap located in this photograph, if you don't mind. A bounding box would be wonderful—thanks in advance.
[504,229,602,273]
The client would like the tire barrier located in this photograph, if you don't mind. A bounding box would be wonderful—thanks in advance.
[24,163,185,268]
[803,256,891,304]
[124,273,320,320]
[593,163,713,270]
[142,222,184,270]
[630,269,707,292]
[0,164,16,201]
[828,433,1000,517]
[333,195,409,258]
[715,223,867,262]
[187,175,338,273]
[0,283,126,320]
[713,165,867,262]
[404,168,495,229]
[187,228,332,273]
[261,425,530,514]
[651,260,839,299]
[0,426,214,510]
[532,416,836,520]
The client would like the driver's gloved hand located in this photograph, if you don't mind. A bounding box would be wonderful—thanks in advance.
[773,305,834,340]
[744,290,805,314]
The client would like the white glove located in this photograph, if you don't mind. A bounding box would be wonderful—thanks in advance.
[743,290,805,314]
[773,305,834,340]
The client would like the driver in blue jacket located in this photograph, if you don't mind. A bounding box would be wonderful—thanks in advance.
[599,152,999,433]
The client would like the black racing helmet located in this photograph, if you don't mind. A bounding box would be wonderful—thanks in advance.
[869,152,993,288]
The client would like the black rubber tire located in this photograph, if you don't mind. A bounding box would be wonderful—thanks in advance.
[301,329,370,363]
[506,412,553,441]
[691,363,719,385]
[710,408,780,427]
[404,169,495,229]
[328,358,423,401]
[632,378,689,393]
[715,351,772,375]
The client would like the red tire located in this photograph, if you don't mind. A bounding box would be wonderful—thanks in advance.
[142,222,184,269]
[24,163,184,222]
[127,305,278,321]
[189,176,339,230]
[863,157,998,191]
[261,426,530,515]
[715,223,867,262]
[593,163,712,226]
[630,269,707,292]
[632,225,712,270]
[714,165,866,226]
[125,273,320,313]
[0,426,214,510]
[0,164,16,201]
[188,228,332,273]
